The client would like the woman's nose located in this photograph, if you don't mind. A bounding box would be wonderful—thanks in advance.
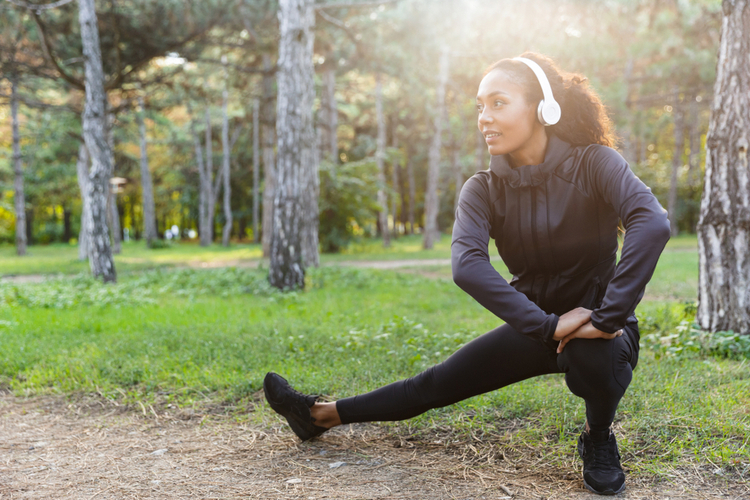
[478,109,492,127]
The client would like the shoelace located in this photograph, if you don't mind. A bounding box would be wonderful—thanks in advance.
[590,438,619,470]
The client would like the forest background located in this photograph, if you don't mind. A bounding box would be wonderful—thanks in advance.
[0,0,718,253]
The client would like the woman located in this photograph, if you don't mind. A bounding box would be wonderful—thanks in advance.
[264,52,671,496]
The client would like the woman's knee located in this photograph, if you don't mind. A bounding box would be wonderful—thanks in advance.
[559,336,634,396]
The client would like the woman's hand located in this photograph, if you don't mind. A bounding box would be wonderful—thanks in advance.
[553,307,593,341]
[556,321,623,353]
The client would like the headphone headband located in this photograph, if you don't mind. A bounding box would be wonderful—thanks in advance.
[513,57,561,126]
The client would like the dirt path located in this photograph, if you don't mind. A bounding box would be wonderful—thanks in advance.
[1,396,746,500]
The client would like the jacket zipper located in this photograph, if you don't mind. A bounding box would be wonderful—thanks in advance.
[530,189,549,306]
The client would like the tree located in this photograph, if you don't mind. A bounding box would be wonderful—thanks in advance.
[252,97,260,243]
[10,76,27,256]
[220,55,233,247]
[269,0,315,290]
[375,73,390,247]
[261,53,276,257]
[75,142,90,260]
[696,0,750,334]
[136,91,157,246]
[423,46,449,249]
[79,0,116,282]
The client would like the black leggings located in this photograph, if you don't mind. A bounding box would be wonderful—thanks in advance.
[336,323,639,432]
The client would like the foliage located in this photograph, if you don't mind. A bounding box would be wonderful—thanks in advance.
[639,301,750,360]
[0,267,279,309]
[318,157,380,253]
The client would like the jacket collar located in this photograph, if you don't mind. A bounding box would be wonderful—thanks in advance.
[489,135,575,188]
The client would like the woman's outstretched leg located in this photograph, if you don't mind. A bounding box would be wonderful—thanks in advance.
[326,323,560,425]
[267,323,561,439]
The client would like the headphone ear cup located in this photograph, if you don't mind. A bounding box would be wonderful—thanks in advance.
[539,100,561,126]
[536,100,547,125]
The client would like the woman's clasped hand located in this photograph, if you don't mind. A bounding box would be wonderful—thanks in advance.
[553,307,623,353]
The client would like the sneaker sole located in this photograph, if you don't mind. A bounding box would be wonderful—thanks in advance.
[583,477,626,496]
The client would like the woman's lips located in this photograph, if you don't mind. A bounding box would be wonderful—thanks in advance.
[484,132,501,143]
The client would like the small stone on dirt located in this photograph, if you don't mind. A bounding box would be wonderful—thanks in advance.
[329,461,346,468]
[150,448,168,456]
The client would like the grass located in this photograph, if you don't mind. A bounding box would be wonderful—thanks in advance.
[1,232,746,477]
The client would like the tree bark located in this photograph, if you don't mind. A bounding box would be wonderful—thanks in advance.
[375,74,390,248]
[668,90,684,236]
[261,53,277,258]
[10,76,26,256]
[270,0,315,289]
[79,0,116,282]
[300,18,319,268]
[253,98,260,243]
[423,48,449,249]
[76,143,90,260]
[697,0,750,335]
[221,57,233,247]
[137,94,158,247]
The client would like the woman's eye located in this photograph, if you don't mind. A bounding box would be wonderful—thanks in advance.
[494,100,505,107]
[476,103,483,112]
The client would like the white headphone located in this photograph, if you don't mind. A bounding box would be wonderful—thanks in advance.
[513,57,561,126]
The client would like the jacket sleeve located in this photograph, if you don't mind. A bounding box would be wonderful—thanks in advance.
[451,174,559,341]
[587,148,672,334]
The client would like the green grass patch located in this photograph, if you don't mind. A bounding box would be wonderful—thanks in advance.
[0,261,747,476]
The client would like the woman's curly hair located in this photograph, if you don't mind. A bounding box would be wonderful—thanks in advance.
[486,52,616,148]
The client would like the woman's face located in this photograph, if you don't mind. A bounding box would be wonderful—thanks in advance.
[476,69,541,158]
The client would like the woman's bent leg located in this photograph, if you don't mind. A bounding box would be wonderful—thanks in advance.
[557,323,640,431]
[336,323,560,424]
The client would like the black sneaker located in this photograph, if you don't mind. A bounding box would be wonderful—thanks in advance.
[263,372,329,441]
[577,428,626,495]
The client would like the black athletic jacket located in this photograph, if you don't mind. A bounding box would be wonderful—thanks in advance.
[451,135,671,343]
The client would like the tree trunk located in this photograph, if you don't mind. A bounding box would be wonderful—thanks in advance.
[300,24,319,269]
[688,97,701,188]
[406,144,416,235]
[270,0,315,290]
[221,57,233,247]
[63,205,72,243]
[375,74,390,248]
[261,53,276,257]
[205,108,217,245]
[668,90,684,236]
[106,111,121,254]
[423,48,449,249]
[25,209,33,246]
[320,67,338,166]
[391,132,399,239]
[253,98,260,244]
[697,0,750,335]
[79,0,116,282]
[453,141,463,214]
[76,143,90,260]
[187,101,210,246]
[137,94,158,247]
[10,76,26,256]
